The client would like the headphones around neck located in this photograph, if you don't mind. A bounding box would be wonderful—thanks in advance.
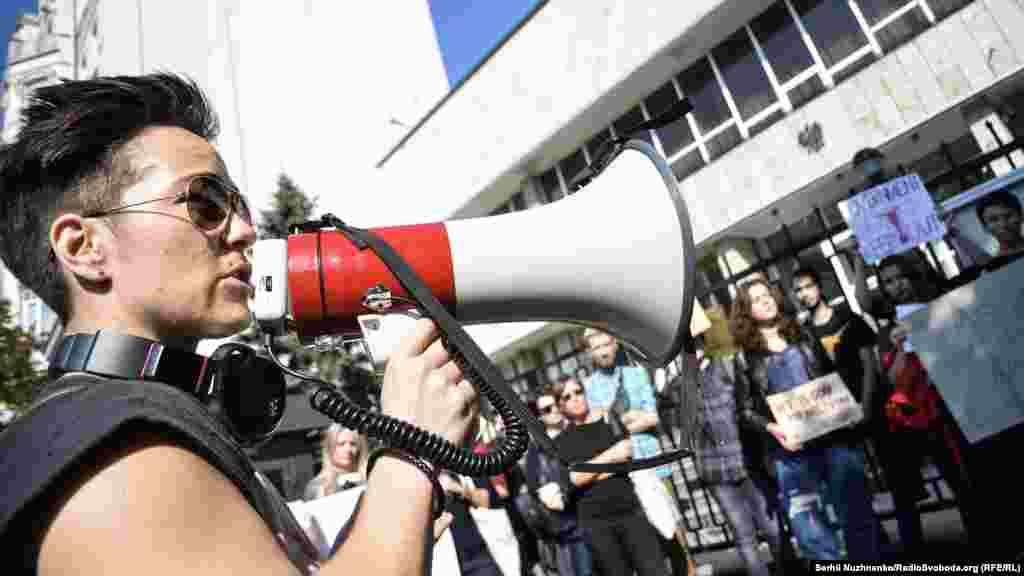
[49,330,287,447]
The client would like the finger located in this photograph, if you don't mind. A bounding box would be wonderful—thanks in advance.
[456,377,478,401]
[433,512,453,542]
[436,359,465,386]
[421,337,453,370]
[393,318,439,359]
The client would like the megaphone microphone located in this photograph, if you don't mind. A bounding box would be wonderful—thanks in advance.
[251,139,697,476]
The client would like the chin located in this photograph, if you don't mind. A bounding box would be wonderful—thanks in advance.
[202,311,253,338]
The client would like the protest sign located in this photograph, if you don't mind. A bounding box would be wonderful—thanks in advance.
[843,174,946,264]
[765,372,863,444]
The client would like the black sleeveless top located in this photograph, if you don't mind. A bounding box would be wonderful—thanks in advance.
[0,374,320,575]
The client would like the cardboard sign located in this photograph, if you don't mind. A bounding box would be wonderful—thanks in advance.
[765,372,864,444]
[843,174,947,264]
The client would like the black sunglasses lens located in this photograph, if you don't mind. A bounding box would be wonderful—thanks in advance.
[187,177,230,230]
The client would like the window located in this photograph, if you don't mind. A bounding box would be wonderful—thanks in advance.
[671,149,706,181]
[705,125,743,161]
[925,0,974,21]
[509,193,526,212]
[748,109,786,138]
[614,106,654,147]
[586,129,614,163]
[538,168,563,203]
[712,29,778,121]
[560,149,588,192]
[646,82,695,157]
[750,2,816,85]
[858,0,916,25]
[787,74,827,110]
[791,0,870,69]
[676,59,732,134]
[831,52,877,85]
[869,5,930,54]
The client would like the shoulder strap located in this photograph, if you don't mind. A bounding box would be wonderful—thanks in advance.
[0,374,319,572]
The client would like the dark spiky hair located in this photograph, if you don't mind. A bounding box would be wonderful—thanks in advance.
[0,73,219,320]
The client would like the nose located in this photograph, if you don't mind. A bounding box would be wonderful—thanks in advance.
[224,209,258,251]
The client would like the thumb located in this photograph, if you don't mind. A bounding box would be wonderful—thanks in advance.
[433,512,454,543]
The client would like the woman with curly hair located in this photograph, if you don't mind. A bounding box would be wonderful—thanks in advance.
[730,279,880,563]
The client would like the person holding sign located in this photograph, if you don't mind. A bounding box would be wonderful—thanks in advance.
[871,252,971,559]
[730,279,881,563]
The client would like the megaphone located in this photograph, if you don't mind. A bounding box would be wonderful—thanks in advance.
[251,139,696,368]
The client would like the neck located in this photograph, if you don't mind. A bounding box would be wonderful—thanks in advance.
[812,302,833,325]
[545,426,562,438]
[64,308,197,352]
[569,410,589,426]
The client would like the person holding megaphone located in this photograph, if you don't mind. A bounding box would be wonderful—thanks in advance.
[0,73,479,576]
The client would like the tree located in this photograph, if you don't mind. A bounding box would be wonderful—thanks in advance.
[0,299,47,411]
[257,174,317,240]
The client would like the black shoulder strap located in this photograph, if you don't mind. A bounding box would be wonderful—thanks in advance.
[0,374,319,573]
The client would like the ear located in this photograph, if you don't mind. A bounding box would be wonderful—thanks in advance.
[50,213,109,283]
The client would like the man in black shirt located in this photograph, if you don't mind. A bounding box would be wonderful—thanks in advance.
[792,266,886,556]
[792,267,880,426]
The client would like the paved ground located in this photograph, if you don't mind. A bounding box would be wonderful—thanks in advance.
[689,508,969,575]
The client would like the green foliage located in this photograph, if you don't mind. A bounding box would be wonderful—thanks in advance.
[257,174,317,240]
[0,300,47,411]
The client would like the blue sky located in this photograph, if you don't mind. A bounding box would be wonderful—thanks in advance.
[1,0,41,128]
[427,0,544,89]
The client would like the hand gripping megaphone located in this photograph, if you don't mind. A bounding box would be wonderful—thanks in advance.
[251,113,696,477]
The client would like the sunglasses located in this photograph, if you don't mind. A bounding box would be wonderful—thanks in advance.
[83,174,252,233]
[560,389,584,403]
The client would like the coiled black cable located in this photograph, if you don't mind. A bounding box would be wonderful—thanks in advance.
[307,355,530,477]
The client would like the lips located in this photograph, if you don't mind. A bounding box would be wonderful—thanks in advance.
[225,263,253,286]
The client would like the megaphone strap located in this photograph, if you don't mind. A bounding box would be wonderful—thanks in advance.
[302,213,692,475]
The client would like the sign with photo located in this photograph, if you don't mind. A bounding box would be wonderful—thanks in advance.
[939,167,1024,267]
[843,174,947,264]
[765,372,863,445]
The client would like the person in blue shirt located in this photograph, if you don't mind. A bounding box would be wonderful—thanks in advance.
[582,328,695,576]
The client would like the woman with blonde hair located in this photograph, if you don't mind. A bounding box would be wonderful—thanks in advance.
[304,424,370,501]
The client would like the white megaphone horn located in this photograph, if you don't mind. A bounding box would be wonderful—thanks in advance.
[251,118,696,368]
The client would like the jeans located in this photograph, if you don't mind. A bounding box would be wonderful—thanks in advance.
[710,478,781,576]
[774,442,881,561]
[555,528,593,576]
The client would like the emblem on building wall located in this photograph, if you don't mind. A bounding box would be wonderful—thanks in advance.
[798,122,824,154]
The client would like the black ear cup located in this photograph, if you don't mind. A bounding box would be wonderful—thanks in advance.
[210,343,287,447]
